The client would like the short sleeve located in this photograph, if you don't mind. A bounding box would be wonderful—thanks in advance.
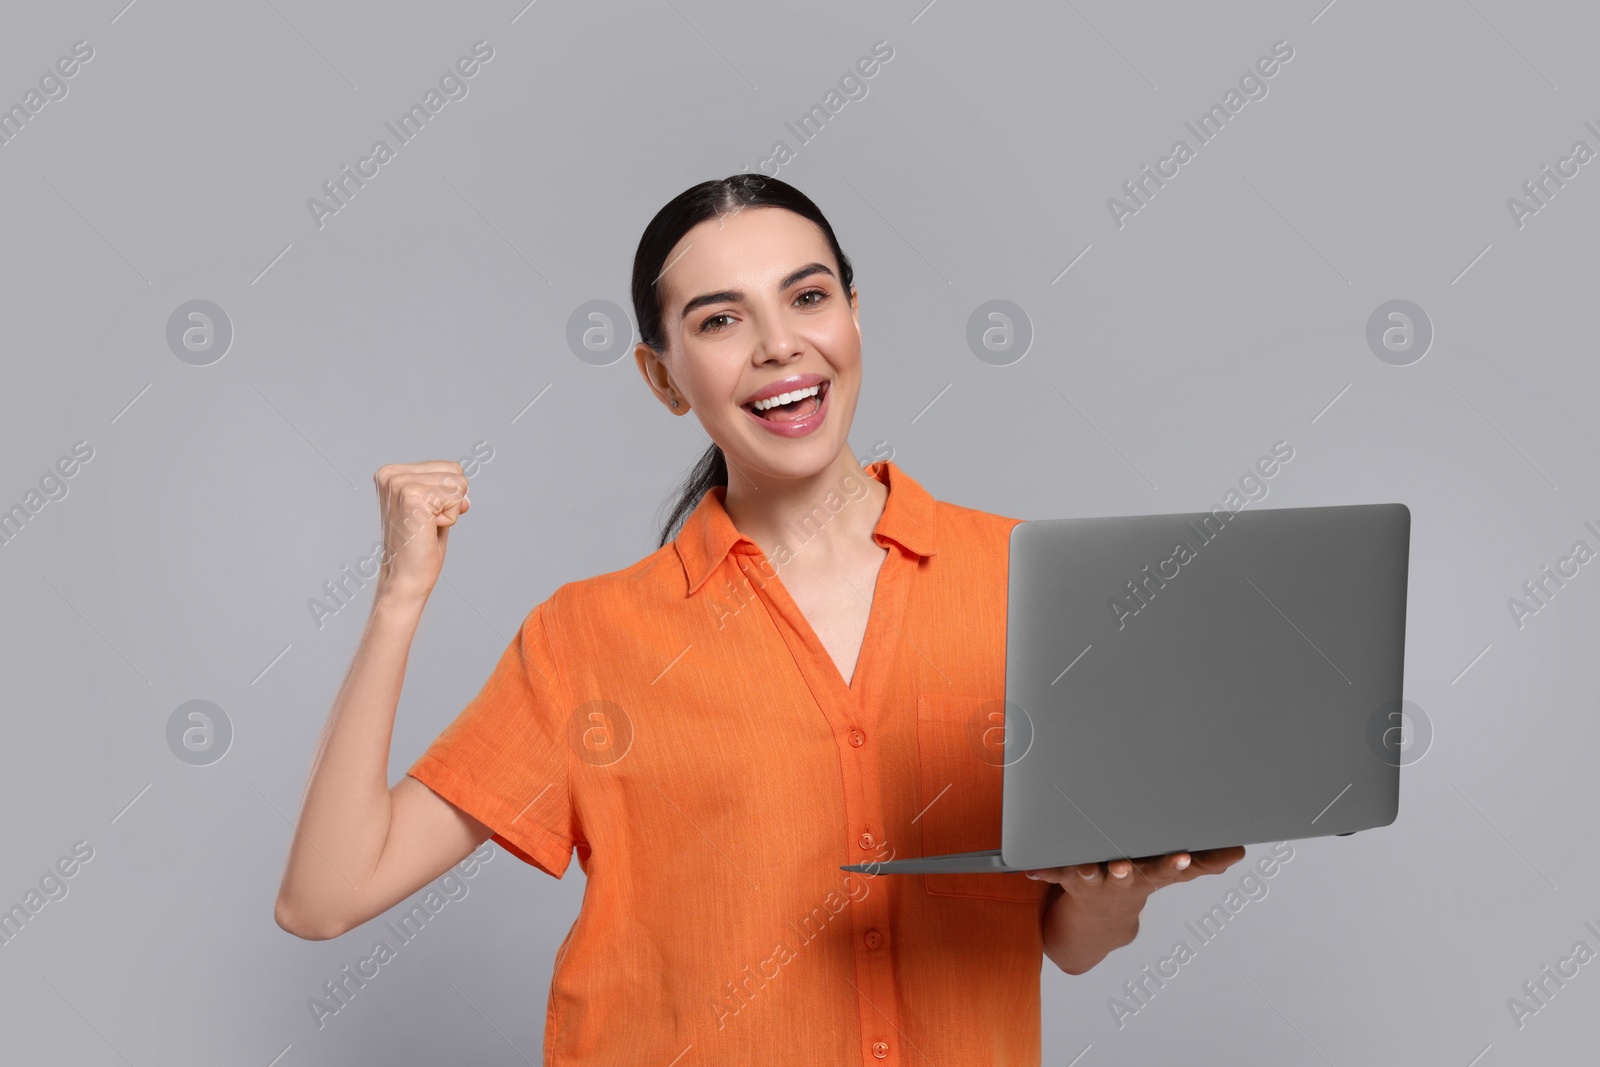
[406,601,578,878]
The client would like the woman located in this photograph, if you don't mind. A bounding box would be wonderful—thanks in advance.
[273,174,1243,1064]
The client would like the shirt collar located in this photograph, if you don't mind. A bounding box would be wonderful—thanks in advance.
[673,459,938,596]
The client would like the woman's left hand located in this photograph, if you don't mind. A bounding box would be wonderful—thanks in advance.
[1026,845,1247,919]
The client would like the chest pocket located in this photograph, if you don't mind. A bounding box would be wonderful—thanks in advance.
[915,693,1045,902]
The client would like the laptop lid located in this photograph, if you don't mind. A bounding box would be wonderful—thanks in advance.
[997,501,1409,870]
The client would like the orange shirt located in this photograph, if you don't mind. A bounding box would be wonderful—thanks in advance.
[407,459,1049,1065]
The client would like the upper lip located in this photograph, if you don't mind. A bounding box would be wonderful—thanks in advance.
[741,373,830,408]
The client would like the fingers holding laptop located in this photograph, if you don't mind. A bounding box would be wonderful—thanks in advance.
[1026,844,1246,898]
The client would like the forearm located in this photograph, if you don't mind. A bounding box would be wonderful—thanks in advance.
[275,592,424,932]
[1041,887,1140,975]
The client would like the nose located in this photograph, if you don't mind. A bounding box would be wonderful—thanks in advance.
[753,307,802,364]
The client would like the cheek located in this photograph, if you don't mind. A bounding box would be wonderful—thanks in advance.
[678,355,746,412]
[814,318,862,366]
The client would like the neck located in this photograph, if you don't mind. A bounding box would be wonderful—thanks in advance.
[721,450,888,568]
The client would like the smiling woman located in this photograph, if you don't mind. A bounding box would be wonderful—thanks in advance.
[275,173,1240,1067]
[628,176,870,544]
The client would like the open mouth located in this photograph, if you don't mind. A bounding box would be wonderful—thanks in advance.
[744,380,829,422]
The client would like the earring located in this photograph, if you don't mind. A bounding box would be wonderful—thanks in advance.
[670,398,679,408]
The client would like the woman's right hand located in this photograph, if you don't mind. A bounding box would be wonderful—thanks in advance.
[371,461,472,604]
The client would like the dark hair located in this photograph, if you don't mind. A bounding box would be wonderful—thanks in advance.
[633,174,855,548]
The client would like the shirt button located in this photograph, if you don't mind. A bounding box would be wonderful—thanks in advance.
[858,831,875,850]
[848,729,865,747]
[871,1041,889,1058]
[865,929,884,948]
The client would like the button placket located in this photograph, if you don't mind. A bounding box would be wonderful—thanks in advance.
[732,548,909,1065]
[842,550,908,1067]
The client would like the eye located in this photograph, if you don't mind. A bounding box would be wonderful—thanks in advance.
[698,312,734,333]
[795,288,828,307]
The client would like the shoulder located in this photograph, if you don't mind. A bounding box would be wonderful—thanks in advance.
[910,489,1022,580]
[932,494,1024,547]
[532,542,684,637]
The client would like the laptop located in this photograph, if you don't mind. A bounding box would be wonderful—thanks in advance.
[841,501,1410,875]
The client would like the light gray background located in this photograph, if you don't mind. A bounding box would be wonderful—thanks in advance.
[2,0,1596,1064]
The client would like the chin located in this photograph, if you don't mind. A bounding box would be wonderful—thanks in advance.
[733,442,845,482]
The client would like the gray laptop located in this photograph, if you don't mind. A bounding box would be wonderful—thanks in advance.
[842,501,1410,875]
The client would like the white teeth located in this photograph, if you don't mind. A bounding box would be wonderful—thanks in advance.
[751,383,822,412]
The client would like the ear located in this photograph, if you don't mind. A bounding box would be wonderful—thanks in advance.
[849,285,861,339]
[634,342,682,412]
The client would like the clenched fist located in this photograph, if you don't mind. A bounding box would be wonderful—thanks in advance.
[371,461,472,603]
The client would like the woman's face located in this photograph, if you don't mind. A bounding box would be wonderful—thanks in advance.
[636,206,861,482]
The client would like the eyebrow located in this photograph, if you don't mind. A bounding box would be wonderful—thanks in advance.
[678,262,836,321]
